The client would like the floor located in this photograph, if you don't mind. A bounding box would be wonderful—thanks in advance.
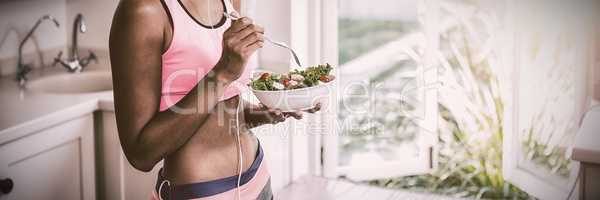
[275,176,468,200]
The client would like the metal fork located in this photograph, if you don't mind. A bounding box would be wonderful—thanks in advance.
[223,12,302,67]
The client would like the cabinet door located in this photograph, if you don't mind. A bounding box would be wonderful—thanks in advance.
[96,111,160,200]
[0,115,95,200]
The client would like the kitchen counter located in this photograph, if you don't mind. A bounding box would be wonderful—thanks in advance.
[0,64,115,145]
[572,105,600,200]
[573,105,600,164]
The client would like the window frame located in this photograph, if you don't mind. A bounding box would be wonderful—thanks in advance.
[317,0,441,180]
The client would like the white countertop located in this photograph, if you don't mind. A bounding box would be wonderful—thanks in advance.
[573,105,600,164]
[0,64,115,145]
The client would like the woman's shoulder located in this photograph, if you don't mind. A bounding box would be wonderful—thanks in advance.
[114,0,167,22]
[110,0,169,54]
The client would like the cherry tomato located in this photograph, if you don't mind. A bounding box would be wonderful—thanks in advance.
[260,73,271,80]
[319,75,330,82]
[282,79,291,87]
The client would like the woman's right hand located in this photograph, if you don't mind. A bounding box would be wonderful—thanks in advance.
[216,17,264,83]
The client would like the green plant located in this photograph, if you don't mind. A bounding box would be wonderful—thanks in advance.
[366,2,532,197]
[368,28,531,198]
[522,126,571,177]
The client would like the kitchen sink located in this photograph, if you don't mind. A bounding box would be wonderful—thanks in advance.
[27,71,113,94]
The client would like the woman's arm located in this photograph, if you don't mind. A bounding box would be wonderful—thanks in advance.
[109,0,263,172]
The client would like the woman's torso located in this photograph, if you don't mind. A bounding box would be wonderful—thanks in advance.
[158,0,258,184]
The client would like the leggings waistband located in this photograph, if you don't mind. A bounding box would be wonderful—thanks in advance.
[156,141,264,200]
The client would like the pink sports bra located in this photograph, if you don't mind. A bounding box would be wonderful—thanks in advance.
[159,0,257,111]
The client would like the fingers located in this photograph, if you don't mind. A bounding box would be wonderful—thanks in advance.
[268,104,320,123]
[244,40,265,54]
[229,17,253,33]
[267,108,286,123]
[266,109,303,124]
[285,111,303,120]
[236,24,264,40]
[238,24,264,49]
[225,18,264,57]
[256,104,321,125]
[306,103,321,113]
[239,32,264,48]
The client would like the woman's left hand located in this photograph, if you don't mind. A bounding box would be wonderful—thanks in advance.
[245,103,321,128]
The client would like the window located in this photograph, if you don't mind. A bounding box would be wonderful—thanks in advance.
[310,0,596,198]
[320,0,440,180]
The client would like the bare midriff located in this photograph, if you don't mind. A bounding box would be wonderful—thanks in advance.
[163,96,258,185]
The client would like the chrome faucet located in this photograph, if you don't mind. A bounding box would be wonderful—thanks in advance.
[17,15,60,86]
[53,13,97,73]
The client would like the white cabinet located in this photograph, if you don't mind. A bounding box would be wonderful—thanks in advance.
[573,107,600,200]
[0,114,95,200]
[95,111,160,200]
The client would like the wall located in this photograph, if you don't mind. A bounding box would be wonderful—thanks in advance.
[253,0,292,73]
[0,0,118,77]
[0,0,68,76]
[66,0,119,50]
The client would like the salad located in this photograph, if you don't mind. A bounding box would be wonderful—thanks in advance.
[250,64,335,91]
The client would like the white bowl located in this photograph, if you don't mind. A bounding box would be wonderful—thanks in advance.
[250,71,334,112]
